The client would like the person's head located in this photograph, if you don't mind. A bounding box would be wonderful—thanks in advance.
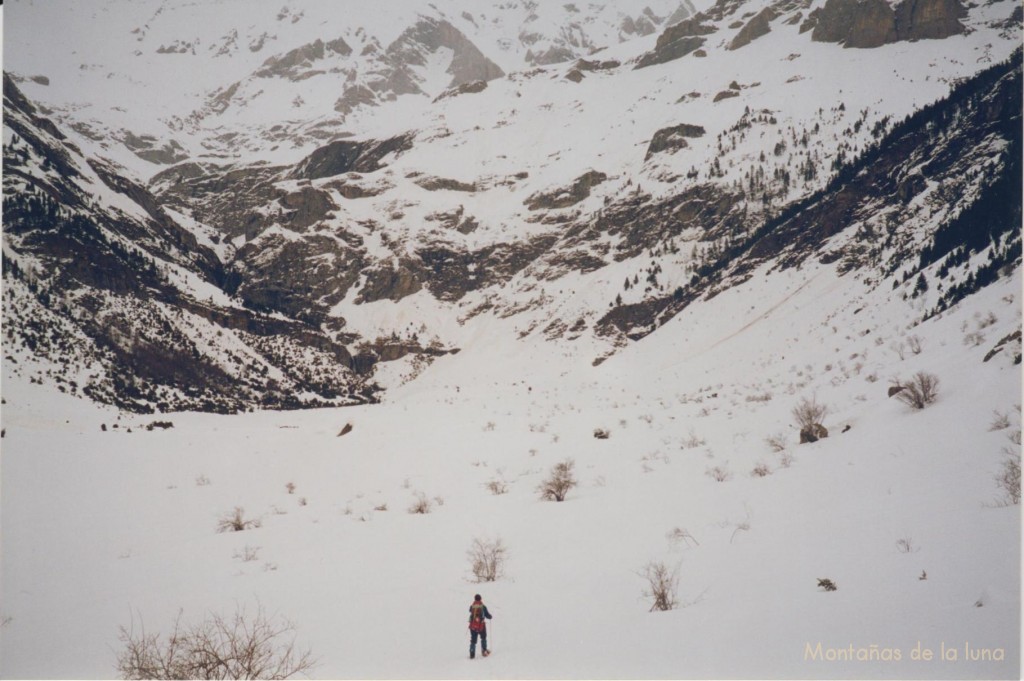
[474,594,482,602]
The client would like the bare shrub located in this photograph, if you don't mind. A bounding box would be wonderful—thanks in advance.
[750,462,772,478]
[486,479,509,495]
[640,561,680,612]
[777,450,795,468]
[115,604,316,679]
[907,335,924,355]
[593,428,611,439]
[373,502,388,512]
[285,482,296,494]
[705,465,732,482]
[895,371,940,409]
[538,458,578,502]
[681,429,705,449]
[233,545,261,563]
[817,578,838,592]
[408,492,433,514]
[792,396,828,430]
[895,537,919,554]
[666,527,700,547]
[216,507,261,534]
[989,411,1011,431]
[467,536,508,583]
[765,433,788,453]
[996,446,1021,506]
[963,331,986,347]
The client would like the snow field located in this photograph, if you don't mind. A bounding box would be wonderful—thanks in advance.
[2,257,1019,678]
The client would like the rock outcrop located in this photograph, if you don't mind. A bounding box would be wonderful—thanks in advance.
[635,16,717,69]
[525,170,607,211]
[645,123,707,160]
[811,0,965,48]
[728,7,777,49]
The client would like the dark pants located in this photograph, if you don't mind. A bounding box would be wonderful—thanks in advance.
[470,629,488,658]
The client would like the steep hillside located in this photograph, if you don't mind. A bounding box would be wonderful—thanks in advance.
[3,0,1021,411]
[3,74,379,413]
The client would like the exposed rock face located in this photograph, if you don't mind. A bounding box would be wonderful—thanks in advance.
[414,176,477,192]
[388,18,504,89]
[895,0,966,40]
[812,0,964,48]
[425,206,480,233]
[357,262,423,304]
[290,133,414,180]
[150,162,285,241]
[255,37,353,79]
[433,79,488,102]
[729,7,777,49]
[525,170,607,210]
[811,0,897,47]
[121,131,189,165]
[635,16,717,69]
[645,123,706,160]
[232,231,363,325]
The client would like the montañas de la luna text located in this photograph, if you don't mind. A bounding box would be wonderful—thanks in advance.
[804,642,1006,663]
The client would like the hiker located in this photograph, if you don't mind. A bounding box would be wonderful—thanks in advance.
[468,594,493,659]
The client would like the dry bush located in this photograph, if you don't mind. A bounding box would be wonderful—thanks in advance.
[216,507,261,533]
[468,536,508,583]
[989,410,1011,431]
[705,465,732,482]
[115,605,316,679]
[640,561,680,612]
[538,459,578,502]
[750,462,772,478]
[895,537,918,554]
[765,433,788,453]
[486,479,509,495]
[996,443,1021,506]
[817,578,838,592]
[907,335,924,355]
[666,527,699,547]
[792,396,828,430]
[233,545,261,563]
[681,429,705,449]
[408,492,433,514]
[894,371,940,409]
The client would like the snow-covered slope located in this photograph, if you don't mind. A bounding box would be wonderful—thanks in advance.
[1,233,1019,679]
[1,0,1021,677]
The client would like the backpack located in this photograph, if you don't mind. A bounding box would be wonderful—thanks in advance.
[469,603,486,632]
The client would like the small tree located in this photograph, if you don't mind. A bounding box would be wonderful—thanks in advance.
[468,536,508,582]
[115,604,316,679]
[640,561,680,612]
[538,458,578,502]
[894,371,940,409]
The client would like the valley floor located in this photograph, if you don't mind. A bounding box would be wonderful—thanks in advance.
[1,263,1020,679]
